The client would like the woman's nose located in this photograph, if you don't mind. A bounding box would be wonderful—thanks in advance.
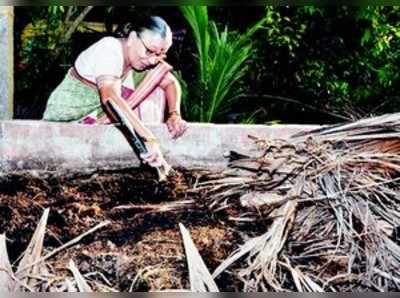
[148,55,166,65]
[148,56,158,65]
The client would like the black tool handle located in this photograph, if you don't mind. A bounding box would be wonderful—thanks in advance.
[106,100,147,154]
[105,99,171,181]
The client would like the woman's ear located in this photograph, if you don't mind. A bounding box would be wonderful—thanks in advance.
[127,31,137,46]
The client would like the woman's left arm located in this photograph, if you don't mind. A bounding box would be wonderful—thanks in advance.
[159,72,187,139]
[159,72,181,117]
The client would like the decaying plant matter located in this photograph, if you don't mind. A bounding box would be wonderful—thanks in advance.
[1,113,400,292]
[0,168,235,292]
[193,112,400,291]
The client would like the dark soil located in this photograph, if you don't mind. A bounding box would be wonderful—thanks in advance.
[0,167,241,291]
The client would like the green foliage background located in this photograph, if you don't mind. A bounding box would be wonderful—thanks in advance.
[14,6,400,124]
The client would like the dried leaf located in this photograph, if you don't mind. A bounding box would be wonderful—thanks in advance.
[16,208,49,289]
[68,259,92,292]
[179,223,219,292]
[240,192,286,208]
[0,234,14,291]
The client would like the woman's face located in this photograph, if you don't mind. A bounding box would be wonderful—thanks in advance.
[127,29,172,71]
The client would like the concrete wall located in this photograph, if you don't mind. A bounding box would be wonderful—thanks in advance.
[0,7,13,120]
[0,121,318,172]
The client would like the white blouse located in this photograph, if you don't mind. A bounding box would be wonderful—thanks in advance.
[74,36,134,89]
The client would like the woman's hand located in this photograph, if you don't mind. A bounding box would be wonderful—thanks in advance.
[166,112,188,139]
[140,141,165,168]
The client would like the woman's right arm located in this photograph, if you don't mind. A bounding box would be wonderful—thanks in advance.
[97,77,157,142]
[97,77,164,167]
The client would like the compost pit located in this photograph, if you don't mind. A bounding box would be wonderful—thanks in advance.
[0,167,243,291]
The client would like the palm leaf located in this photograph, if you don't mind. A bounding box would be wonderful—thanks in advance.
[180,6,210,83]
[181,7,268,122]
[16,208,50,290]
[0,234,14,291]
[68,259,93,292]
[179,223,219,292]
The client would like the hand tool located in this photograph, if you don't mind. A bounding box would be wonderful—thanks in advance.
[106,100,172,181]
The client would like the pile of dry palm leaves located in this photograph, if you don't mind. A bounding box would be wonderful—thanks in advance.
[192,112,400,291]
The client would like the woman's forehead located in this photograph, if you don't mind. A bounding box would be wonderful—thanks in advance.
[141,29,172,52]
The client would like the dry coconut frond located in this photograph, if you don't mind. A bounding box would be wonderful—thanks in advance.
[179,223,219,292]
[239,192,287,208]
[0,234,15,291]
[11,214,110,292]
[213,200,297,290]
[280,256,325,292]
[192,113,400,291]
[16,208,50,290]
[68,259,92,292]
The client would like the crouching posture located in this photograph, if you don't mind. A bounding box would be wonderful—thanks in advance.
[43,16,187,167]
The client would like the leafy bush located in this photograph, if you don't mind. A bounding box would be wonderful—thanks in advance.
[242,6,400,122]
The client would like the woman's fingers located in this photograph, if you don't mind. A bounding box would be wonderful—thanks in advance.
[178,120,188,137]
[140,143,165,168]
[166,121,177,138]
[173,120,188,139]
[166,118,188,139]
[166,120,174,133]
[141,153,162,167]
[140,152,150,161]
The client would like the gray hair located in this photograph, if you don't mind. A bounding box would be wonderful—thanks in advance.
[114,16,170,39]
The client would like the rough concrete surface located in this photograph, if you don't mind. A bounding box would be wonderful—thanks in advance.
[0,121,319,172]
[0,7,13,120]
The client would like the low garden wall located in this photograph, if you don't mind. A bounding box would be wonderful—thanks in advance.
[0,121,319,172]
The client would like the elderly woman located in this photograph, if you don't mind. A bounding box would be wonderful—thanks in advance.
[43,16,187,167]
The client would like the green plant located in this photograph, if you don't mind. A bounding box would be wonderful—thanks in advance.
[244,6,400,122]
[180,6,266,123]
[15,6,94,119]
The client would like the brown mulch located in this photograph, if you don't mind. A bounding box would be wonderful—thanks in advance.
[0,168,240,291]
